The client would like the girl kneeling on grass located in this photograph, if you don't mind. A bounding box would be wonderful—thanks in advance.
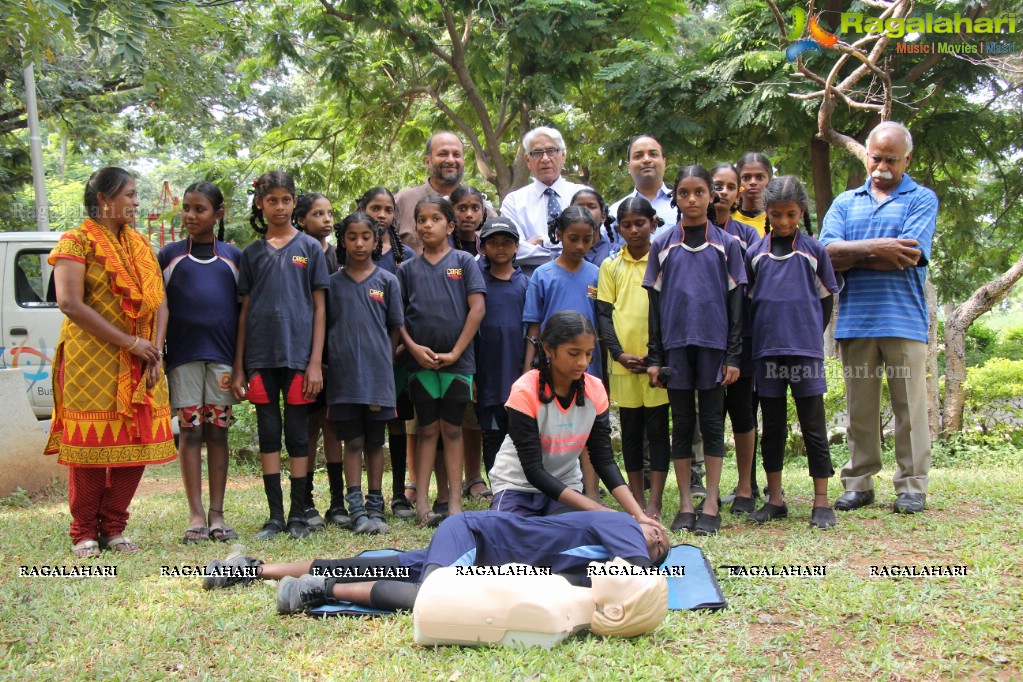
[745,176,841,529]
[489,311,664,531]
[324,212,405,534]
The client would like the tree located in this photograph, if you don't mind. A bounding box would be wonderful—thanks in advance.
[293,0,683,199]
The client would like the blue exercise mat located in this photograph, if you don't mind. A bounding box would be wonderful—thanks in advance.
[308,549,403,617]
[664,544,727,611]
[308,545,726,616]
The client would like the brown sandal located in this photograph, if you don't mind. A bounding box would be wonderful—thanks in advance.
[417,510,445,529]
[99,535,140,553]
[72,539,101,558]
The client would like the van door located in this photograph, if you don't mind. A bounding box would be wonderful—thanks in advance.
[1,244,63,418]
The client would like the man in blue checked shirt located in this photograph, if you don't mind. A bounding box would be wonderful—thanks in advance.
[819,121,938,516]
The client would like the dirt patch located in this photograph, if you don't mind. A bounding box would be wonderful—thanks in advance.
[134,476,262,497]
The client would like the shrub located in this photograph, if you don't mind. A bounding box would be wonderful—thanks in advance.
[995,325,1023,361]
[963,357,1023,446]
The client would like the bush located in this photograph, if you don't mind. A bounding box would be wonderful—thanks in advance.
[963,357,1023,446]
[966,321,1000,366]
[994,325,1023,361]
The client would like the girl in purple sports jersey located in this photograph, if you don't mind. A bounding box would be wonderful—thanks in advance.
[745,176,840,529]
[710,163,760,516]
[644,165,746,536]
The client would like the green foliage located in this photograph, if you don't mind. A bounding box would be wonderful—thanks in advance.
[994,326,1023,361]
[933,430,1021,467]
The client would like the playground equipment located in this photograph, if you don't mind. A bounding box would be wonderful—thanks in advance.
[147,180,180,246]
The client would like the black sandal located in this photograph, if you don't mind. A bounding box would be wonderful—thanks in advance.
[462,476,493,502]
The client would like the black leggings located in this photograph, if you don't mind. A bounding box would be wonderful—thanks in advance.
[759,394,834,478]
[620,405,670,473]
[668,387,725,459]
[724,376,756,434]
[253,368,309,458]
[312,556,437,612]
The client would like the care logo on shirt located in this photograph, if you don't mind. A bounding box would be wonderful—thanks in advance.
[446,268,463,280]
[368,288,385,303]
[292,255,308,269]
[586,285,598,299]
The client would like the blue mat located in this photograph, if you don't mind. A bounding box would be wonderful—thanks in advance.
[663,544,727,611]
[308,545,725,617]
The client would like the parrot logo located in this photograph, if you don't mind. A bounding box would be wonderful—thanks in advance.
[785,7,840,62]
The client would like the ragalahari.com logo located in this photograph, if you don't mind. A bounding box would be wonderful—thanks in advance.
[786,8,840,62]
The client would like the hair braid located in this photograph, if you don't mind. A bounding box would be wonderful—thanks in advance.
[387,223,405,264]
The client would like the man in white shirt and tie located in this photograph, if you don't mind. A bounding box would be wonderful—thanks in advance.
[499,126,590,273]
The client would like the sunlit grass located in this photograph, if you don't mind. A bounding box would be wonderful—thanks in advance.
[2,455,1021,680]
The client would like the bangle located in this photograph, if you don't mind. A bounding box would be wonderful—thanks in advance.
[125,336,140,351]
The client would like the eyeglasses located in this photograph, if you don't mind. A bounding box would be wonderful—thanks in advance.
[527,147,562,160]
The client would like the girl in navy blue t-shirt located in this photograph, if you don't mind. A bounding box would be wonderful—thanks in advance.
[451,184,486,257]
[325,212,405,534]
[475,217,528,475]
[357,186,416,519]
[746,176,840,529]
[232,171,329,540]
[294,192,347,530]
[159,181,241,544]
[644,165,746,536]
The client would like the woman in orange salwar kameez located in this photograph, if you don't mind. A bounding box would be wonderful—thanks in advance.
[47,167,176,558]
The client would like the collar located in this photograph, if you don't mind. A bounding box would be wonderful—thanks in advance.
[419,178,457,199]
[631,183,672,202]
[530,175,570,198]
[855,173,919,197]
[620,246,650,263]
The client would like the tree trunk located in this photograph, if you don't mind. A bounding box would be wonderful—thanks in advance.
[943,252,1023,433]
[810,137,833,233]
[925,279,941,439]
[823,295,838,359]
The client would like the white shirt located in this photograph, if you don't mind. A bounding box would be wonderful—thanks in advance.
[608,184,677,246]
[500,176,590,266]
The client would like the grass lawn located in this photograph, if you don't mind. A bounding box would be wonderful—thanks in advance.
[2,454,1022,681]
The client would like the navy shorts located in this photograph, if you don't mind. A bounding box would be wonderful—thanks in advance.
[490,489,575,517]
[328,403,397,447]
[666,346,724,391]
[755,356,827,398]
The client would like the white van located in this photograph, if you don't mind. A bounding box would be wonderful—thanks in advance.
[0,232,62,419]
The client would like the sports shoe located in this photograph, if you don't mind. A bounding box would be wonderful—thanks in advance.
[689,472,706,497]
[325,505,352,528]
[365,493,391,534]
[277,574,330,614]
[346,490,374,535]
[202,553,264,590]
